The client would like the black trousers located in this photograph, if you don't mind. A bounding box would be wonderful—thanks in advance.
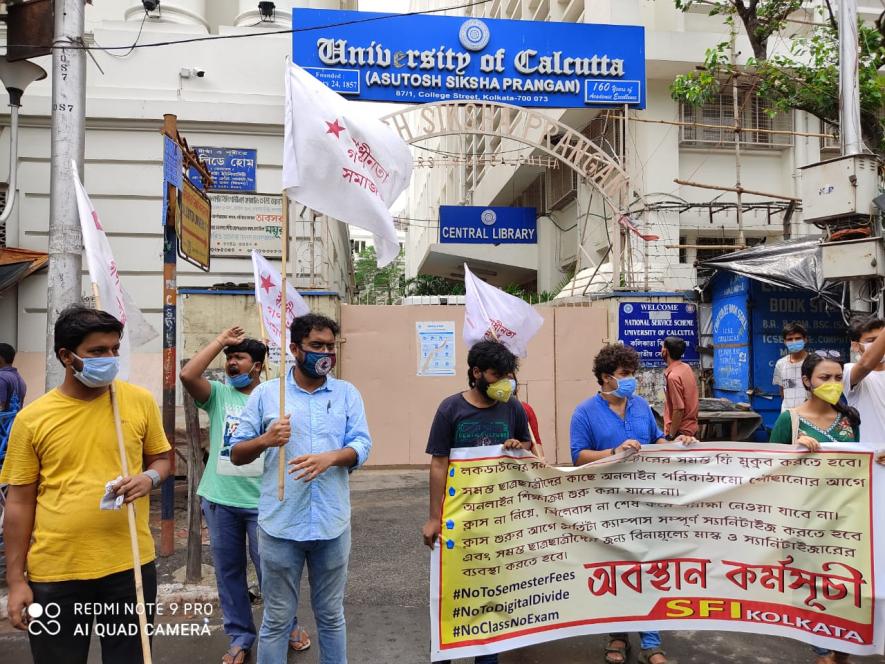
[28,562,157,664]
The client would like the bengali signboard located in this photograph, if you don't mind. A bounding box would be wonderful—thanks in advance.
[430,444,884,661]
[177,178,211,271]
[292,9,646,108]
[711,273,751,396]
[208,193,284,258]
[618,302,699,367]
[188,147,257,192]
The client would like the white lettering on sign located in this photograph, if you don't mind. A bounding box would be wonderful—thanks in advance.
[315,39,627,81]
[512,50,624,77]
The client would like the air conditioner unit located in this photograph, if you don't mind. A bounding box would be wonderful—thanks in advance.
[799,154,880,224]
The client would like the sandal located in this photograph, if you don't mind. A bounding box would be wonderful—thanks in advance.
[605,637,630,664]
[640,648,669,664]
[289,626,311,652]
[221,646,249,664]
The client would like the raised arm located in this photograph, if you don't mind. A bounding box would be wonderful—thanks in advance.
[180,326,246,404]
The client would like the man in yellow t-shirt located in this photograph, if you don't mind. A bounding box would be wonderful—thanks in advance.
[1,305,170,664]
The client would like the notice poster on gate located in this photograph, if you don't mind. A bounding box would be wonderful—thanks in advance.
[430,443,884,661]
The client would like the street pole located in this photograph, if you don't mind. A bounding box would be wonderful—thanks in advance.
[730,24,745,247]
[838,0,862,156]
[45,0,86,390]
[161,115,178,557]
[837,0,869,314]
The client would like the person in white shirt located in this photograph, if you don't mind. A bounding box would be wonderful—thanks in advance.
[844,316,885,458]
[773,322,810,411]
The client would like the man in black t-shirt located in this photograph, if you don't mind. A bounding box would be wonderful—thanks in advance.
[422,340,532,664]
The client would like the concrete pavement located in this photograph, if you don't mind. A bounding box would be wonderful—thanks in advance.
[1,470,883,663]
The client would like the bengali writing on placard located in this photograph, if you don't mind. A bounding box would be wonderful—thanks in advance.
[431,443,882,661]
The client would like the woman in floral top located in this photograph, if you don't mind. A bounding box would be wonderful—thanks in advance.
[769,352,859,664]
[769,353,860,447]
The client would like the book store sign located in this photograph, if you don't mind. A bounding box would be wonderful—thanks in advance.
[208,193,284,258]
[292,9,646,108]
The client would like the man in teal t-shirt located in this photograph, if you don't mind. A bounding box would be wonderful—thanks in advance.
[181,327,308,664]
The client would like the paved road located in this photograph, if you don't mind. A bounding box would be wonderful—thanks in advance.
[2,470,883,663]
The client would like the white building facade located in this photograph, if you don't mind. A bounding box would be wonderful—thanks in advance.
[401,0,881,295]
[0,0,357,393]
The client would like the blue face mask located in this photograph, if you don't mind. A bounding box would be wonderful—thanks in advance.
[226,366,255,389]
[71,354,119,388]
[786,340,806,353]
[606,375,637,399]
[298,348,336,379]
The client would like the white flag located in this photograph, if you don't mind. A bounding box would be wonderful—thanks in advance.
[72,161,157,380]
[251,250,310,357]
[282,60,412,267]
[463,264,544,358]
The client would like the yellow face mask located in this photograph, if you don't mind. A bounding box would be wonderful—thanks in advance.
[486,378,515,403]
[812,381,844,405]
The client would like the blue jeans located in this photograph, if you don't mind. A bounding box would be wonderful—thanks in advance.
[257,526,350,664]
[202,498,262,650]
[610,631,661,651]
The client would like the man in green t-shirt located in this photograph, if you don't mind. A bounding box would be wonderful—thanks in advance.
[181,327,308,664]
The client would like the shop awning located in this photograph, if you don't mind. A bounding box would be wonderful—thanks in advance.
[0,247,48,294]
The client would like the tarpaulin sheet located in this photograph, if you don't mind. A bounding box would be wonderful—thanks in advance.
[699,237,843,309]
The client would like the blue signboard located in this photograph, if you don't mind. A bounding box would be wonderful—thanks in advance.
[711,274,751,397]
[710,272,848,436]
[292,9,646,109]
[439,206,536,244]
[618,302,699,368]
[749,281,849,431]
[187,147,257,192]
[162,136,183,226]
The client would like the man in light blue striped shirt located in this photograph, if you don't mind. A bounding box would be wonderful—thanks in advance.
[231,313,371,664]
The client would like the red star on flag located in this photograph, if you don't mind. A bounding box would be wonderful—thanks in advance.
[325,119,346,139]
[260,273,274,294]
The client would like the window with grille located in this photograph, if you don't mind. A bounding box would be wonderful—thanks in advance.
[821,121,840,153]
[545,163,577,211]
[514,175,544,214]
[681,89,792,149]
[582,111,623,160]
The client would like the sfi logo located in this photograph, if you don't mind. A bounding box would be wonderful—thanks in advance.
[27,602,62,636]
[316,355,335,375]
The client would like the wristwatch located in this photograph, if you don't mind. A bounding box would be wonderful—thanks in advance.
[144,469,161,489]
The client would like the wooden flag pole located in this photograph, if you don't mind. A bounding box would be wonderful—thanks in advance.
[92,284,152,664]
[255,305,271,382]
[471,275,546,463]
[278,192,290,501]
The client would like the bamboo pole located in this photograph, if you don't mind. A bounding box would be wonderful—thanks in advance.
[628,116,834,139]
[673,178,801,201]
[278,193,289,501]
[92,283,152,664]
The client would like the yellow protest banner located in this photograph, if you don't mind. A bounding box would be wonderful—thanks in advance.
[430,443,884,661]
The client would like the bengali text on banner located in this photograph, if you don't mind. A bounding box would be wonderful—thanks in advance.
[430,443,884,660]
